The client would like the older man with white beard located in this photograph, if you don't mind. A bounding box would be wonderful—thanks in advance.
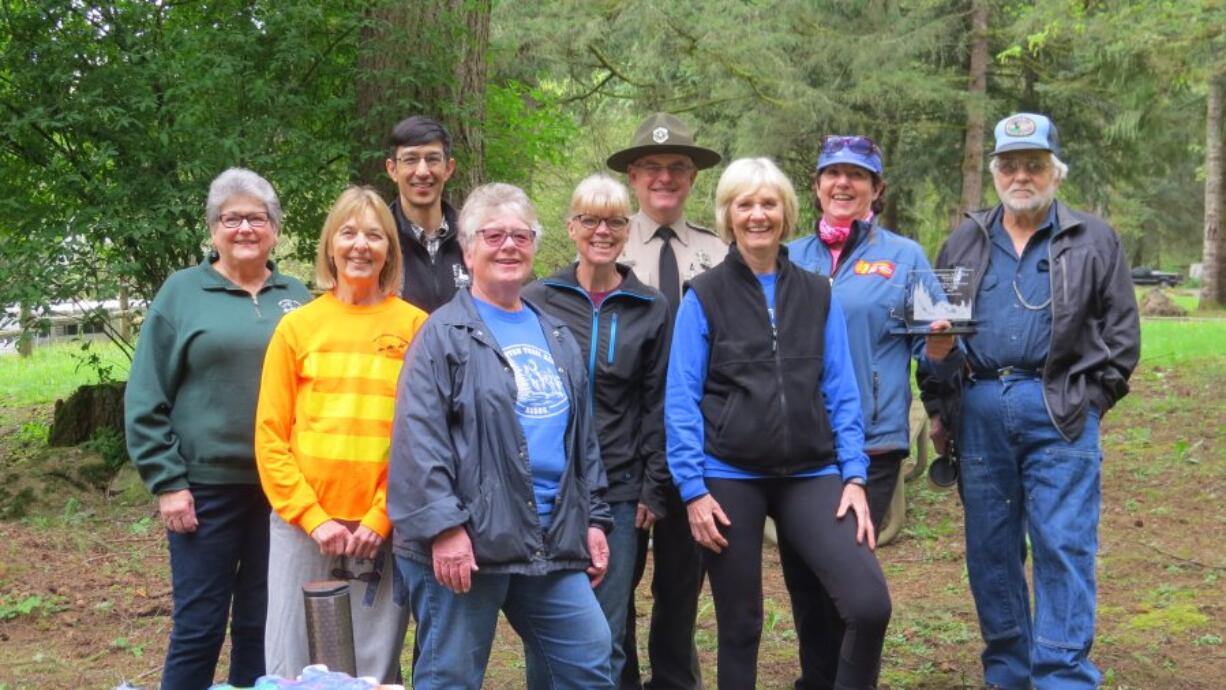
[922,113,1139,690]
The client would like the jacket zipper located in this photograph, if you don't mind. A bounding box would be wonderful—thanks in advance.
[607,313,618,365]
[250,293,262,319]
[764,284,791,461]
[871,370,880,424]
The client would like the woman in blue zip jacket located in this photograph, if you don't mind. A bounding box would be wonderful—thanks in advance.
[783,136,959,689]
[523,173,671,686]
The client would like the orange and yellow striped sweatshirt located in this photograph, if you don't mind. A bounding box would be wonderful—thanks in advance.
[255,292,428,538]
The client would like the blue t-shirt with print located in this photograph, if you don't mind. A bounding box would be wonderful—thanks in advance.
[474,297,571,528]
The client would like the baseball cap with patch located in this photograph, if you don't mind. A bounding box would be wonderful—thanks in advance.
[992,113,1061,157]
[606,112,722,173]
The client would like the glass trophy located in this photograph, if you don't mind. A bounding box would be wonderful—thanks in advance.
[890,267,977,335]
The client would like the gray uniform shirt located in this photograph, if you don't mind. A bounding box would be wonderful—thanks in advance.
[617,211,729,290]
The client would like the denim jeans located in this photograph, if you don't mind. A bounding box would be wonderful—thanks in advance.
[162,484,269,690]
[593,501,640,683]
[959,376,1102,690]
[398,556,612,690]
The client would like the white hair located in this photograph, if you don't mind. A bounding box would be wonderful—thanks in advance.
[457,183,543,249]
[205,168,283,227]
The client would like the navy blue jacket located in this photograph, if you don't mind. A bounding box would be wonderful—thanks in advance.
[388,289,613,575]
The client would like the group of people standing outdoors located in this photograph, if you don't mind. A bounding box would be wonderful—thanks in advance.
[125,109,1139,690]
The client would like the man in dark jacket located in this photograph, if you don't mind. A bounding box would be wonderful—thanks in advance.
[923,113,1140,690]
[384,115,468,312]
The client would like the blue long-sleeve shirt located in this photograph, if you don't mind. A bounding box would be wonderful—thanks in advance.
[665,272,869,502]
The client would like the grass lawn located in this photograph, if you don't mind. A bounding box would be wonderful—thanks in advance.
[0,341,130,408]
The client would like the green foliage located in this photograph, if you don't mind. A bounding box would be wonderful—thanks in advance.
[0,594,66,620]
[0,0,367,330]
[81,427,129,473]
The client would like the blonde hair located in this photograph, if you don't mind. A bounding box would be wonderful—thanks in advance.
[568,174,631,219]
[714,157,799,244]
[314,186,403,296]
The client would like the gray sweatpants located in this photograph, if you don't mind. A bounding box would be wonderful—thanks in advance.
[265,513,409,683]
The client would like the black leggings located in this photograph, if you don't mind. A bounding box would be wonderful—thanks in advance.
[704,475,891,690]
[781,451,905,690]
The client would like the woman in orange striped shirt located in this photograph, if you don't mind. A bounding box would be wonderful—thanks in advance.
[255,187,427,682]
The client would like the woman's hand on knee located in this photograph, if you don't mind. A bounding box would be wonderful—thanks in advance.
[686,494,731,554]
[836,483,876,551]
[432,525,479,594]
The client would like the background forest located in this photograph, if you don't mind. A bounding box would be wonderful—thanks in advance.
[2,0,1225,334]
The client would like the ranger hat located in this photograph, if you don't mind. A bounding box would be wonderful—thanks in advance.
[992,113,1061,157]
[606,112,722,173]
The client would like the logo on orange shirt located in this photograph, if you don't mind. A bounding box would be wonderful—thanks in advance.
[852,259,896,278]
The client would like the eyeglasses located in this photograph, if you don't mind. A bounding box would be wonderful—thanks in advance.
[572,214,630,232]
[630,162,694,177]
[820,135,880,156]
[477,226,536,248]
[996,157,1051,176]
[396,154,447,169]
[219,213,270,229]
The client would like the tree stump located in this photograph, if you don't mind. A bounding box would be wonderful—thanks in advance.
[1140,288,1188,317]
[49,382,127,447]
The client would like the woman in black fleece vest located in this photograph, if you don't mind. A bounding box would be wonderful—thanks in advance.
[665,158,891,690]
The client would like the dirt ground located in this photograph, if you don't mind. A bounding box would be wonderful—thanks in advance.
[1,359,1223,689]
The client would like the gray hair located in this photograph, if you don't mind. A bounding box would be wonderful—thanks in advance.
[568,174,631,219]
[205,168,284,228]
[458,183,543,249]
[989,152,1069,183]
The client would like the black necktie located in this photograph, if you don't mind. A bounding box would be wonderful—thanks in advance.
[655,226,681,314]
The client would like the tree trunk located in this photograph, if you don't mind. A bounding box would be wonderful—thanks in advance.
[957,0,990,222]
[1202,74,1224,310]
[17,303,33,358]
[353,0,491,205]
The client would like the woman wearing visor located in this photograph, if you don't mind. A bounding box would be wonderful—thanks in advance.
[784,135,960,688]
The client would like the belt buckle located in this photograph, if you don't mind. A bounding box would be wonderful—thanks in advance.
[997,366,1016,378]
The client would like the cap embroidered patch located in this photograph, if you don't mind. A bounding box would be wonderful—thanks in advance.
[1004,116,1037,137]
[652,127,670,144]
[852,259,896,278]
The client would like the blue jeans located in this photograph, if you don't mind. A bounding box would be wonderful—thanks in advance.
[398,556,613,690]
[959,376,1102,690]
[162,484,269,690]
[595,501,640,684]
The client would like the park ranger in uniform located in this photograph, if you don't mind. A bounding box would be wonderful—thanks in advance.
[606,112,724,690]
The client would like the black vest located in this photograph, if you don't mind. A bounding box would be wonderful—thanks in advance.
[687,244,836,475]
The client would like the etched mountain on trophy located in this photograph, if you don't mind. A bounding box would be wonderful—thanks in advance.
[890,267,977,335]
[912,278,973,321]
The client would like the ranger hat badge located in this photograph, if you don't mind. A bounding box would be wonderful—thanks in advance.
[607,112,722,172]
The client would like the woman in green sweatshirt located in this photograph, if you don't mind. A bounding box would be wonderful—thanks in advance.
[123,168,312,690]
